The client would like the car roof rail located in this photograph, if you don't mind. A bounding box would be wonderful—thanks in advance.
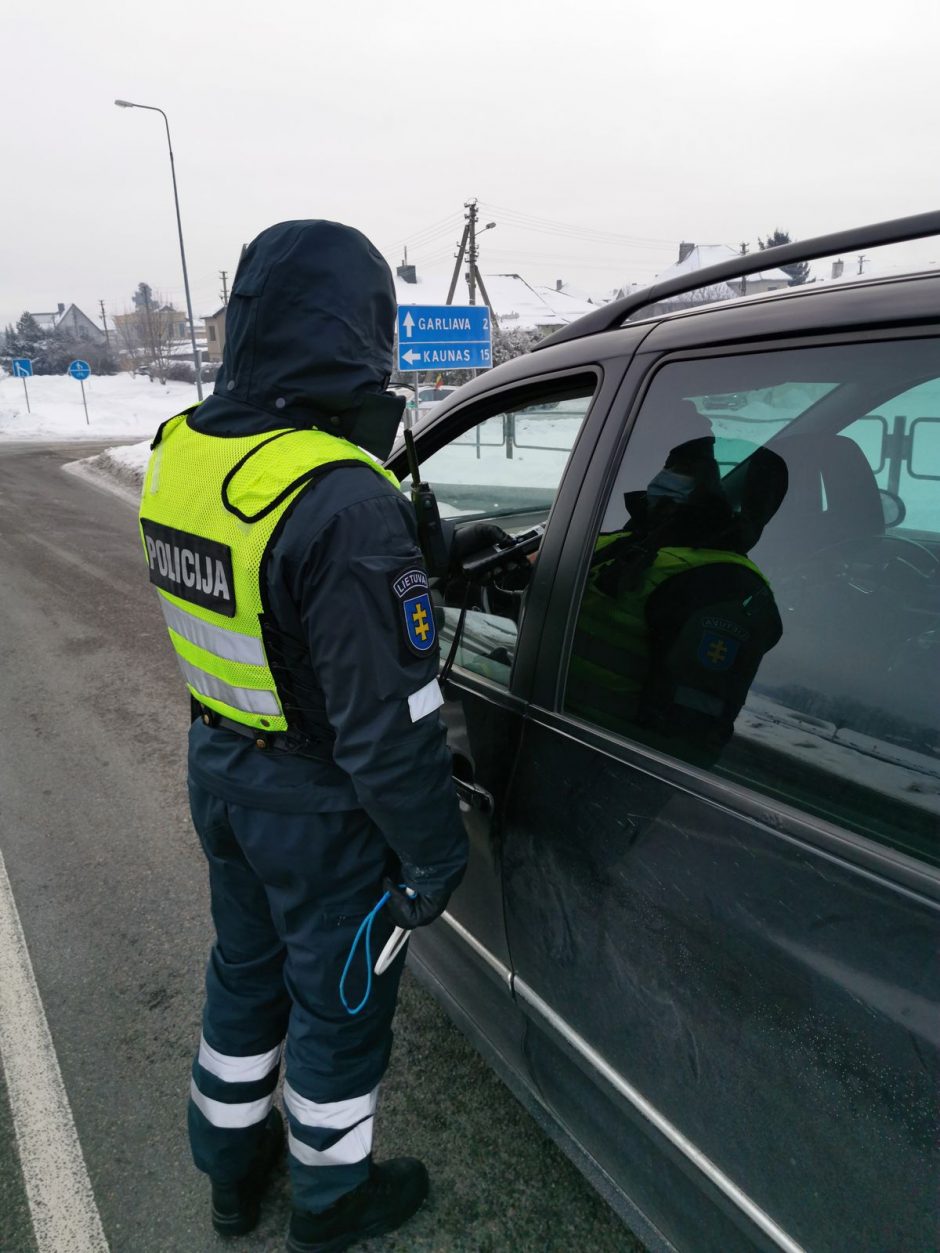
[534,209,940,351]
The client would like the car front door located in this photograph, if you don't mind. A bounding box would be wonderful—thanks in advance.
[391,365,615,1066]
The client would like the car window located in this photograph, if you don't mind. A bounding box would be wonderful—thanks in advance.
[563,340,940,866]
[406,379,596,687]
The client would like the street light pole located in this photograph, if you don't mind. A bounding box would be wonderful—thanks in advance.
[114,99,204,400]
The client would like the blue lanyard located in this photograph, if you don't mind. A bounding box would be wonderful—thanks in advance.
[339,891,392,1016]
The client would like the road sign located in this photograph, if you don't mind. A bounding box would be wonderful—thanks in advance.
[12,358,32,413]
[397,305,492,372]
[68,360,91,424]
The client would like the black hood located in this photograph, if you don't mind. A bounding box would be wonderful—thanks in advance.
[211,220,404,457]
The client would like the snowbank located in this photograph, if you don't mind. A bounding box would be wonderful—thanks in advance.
[83,440,151,491]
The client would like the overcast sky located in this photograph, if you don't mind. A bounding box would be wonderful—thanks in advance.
[2,0,937,329]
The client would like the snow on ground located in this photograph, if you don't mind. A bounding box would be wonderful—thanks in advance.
[73,440,152,500]
[0,371,199,442]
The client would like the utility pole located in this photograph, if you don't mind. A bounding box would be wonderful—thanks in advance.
[220,270,229,306]
[740,241,749,296]
[445,199,498,325]
[466,198,479,305]
[446,223,470,305]
[857,254,868,275]
[473,269,497,328]
[99,300,110,348]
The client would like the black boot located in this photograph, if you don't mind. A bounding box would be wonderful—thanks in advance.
[211,1108,285,1238]
[286,1157,429,1253]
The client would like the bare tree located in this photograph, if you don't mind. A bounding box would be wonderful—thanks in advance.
[116,284,183,383]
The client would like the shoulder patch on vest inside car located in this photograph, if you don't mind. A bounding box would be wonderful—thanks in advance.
[141,518,236,617]
[697,629,740,671]
[390,567,436,656]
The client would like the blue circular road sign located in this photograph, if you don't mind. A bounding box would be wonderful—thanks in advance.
[68,359,91,381]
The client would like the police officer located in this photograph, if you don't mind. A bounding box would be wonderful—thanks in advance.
[138,221,468,1250]
[567,434,787,763]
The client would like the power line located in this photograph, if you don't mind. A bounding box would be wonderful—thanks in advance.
[478,201,677,248]
[409,244,459,267]
[483,218,678,251]
[482,201,675,245]
[380,212,464,255]
[482,248,666,269]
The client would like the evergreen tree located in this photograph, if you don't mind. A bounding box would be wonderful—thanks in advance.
[758,229,809,286]
[16,312,44,348]
[2,313,43,369]
[491,324,547,366]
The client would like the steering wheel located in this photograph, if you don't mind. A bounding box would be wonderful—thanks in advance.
[775,534,939,613]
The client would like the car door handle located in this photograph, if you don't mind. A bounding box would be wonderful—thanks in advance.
[453,776,493,814]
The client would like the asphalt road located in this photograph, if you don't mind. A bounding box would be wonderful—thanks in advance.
[0,442,639,1253]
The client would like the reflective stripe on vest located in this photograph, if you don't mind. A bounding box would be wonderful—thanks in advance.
[176,657,282,716]
[159,594,266,665]
[567,539,766,725]
[139,409,400,731]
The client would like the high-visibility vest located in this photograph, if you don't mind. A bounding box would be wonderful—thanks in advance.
[566,534,768,725]
[138,408,400,732]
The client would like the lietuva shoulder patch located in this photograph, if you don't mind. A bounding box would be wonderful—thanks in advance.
[390,566,437,656]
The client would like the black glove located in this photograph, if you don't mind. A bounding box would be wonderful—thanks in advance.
[383,878,451,929]
[450,521,513,566]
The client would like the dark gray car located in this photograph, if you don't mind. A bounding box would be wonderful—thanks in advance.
[388,214,940,1253]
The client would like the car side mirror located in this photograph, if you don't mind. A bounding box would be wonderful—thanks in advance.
[878,489,906,529]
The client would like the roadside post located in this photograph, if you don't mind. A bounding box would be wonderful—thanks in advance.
[68,359,91,425]
[397,306,492,436]
[12,358,32,413]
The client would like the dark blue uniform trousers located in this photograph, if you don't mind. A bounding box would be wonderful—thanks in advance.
[186,781,405,1213]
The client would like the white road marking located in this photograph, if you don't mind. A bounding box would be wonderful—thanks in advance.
[0,849,109,1252]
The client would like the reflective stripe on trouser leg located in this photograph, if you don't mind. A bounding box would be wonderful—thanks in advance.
[284,1082,379,1213]
[188,1036,284,1182]
[187,784,292,1184]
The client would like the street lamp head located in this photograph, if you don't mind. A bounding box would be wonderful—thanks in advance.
[114,99,135,108]
[485,222,496,230]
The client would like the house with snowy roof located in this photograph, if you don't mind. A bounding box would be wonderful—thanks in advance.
[26,302,107,343]
[202,306,228,362]
[612,243,791,314]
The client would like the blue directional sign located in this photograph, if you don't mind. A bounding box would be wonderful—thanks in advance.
[397,305,492,372]
[68,359,91,381]
[12,358,32,378]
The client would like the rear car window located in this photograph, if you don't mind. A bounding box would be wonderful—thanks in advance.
[566,340,940,866]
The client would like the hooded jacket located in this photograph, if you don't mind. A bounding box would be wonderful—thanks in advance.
[183,221,466,894]
[212,219,405,456]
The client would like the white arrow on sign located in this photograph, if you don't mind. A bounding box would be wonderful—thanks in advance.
[402,312,415,339]
[402,349,423,365]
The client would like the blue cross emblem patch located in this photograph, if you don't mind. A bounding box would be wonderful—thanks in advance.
[404,593,435,652]
[697,631,739,671]
[391,567,437,657]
